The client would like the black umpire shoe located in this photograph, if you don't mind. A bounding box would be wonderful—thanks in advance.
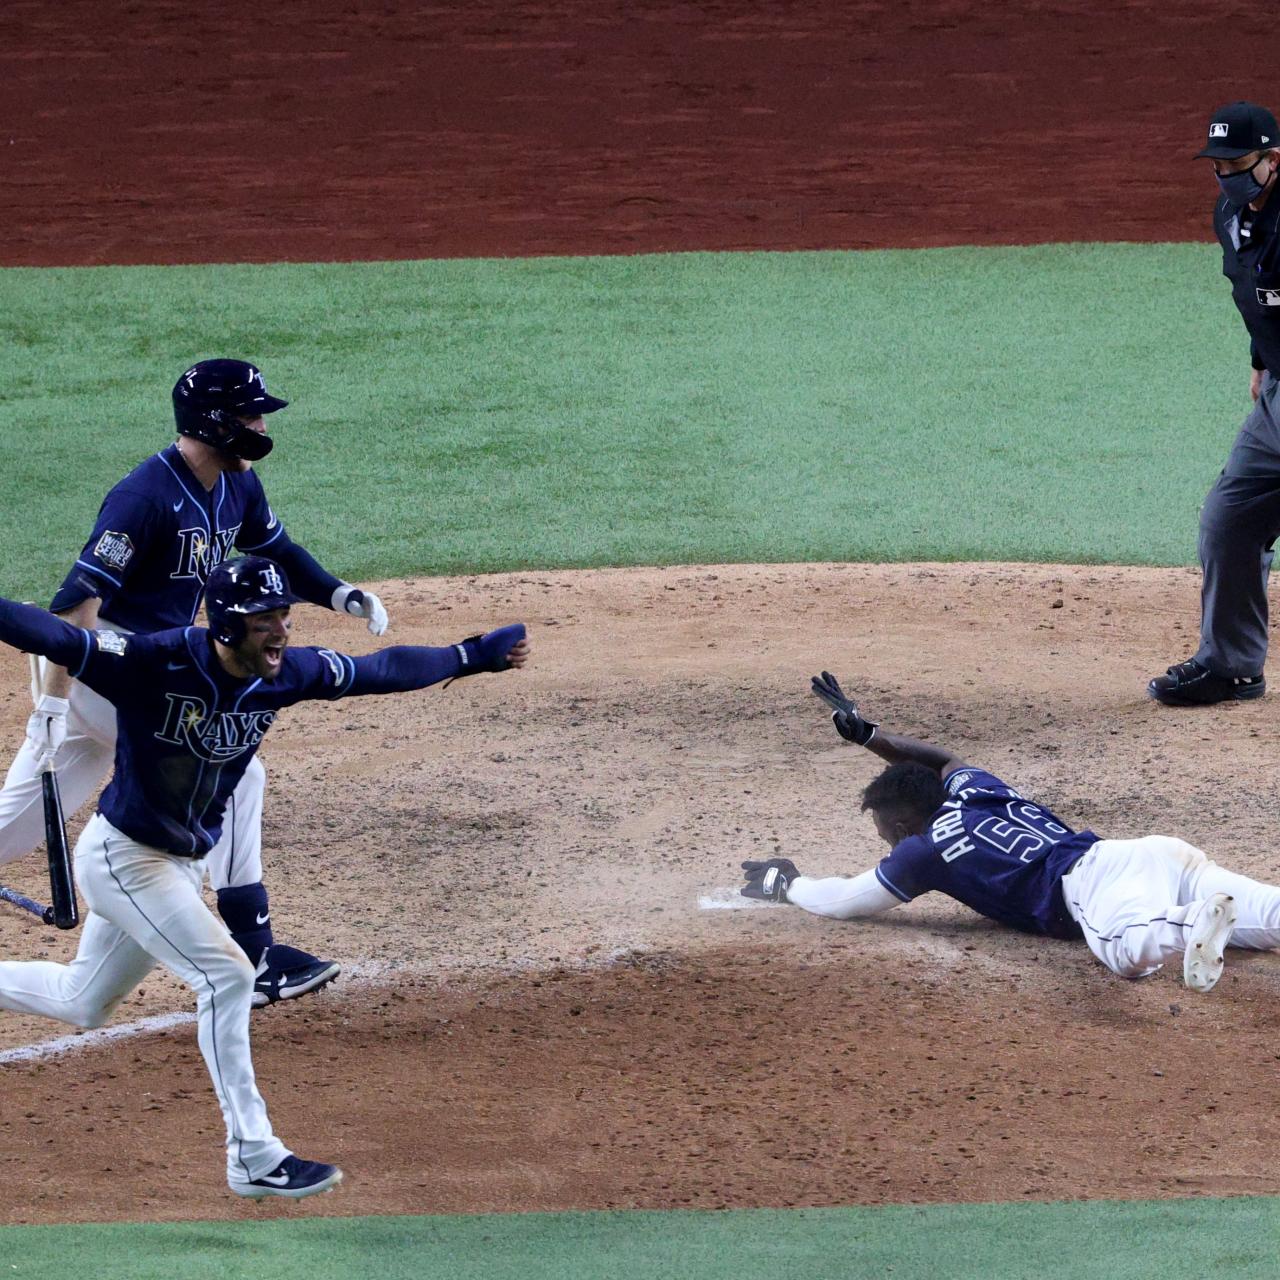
[1148,658,1266,706]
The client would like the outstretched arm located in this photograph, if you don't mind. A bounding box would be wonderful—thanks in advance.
[740,859,901,918]
[311,625,530,699]
[810,671,967,779]
[0,598,95,673]
[863,728,966,778]
[787,869,901,919]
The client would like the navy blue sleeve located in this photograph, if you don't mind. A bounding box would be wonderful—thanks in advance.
[943,767,1018,801]
[234,471,287,556]
[49,485,159,613]
[0,598,141,701]
[875,835,938,903]
[347,645,464,694]
[264,532,345,609]
[279,644,464,704]
[0,598,92,669]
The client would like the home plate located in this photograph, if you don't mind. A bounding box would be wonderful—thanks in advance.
[698,886,782,910]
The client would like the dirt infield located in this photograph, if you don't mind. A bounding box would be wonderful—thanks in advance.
[3,0,1277,266]
[4,563,1280,1224]
[7,0,1280,1231]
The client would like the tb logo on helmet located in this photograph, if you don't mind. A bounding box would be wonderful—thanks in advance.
[204,556,294,646]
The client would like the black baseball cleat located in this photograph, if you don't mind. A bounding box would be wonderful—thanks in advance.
[231,1155,344,1200]
[252,943,341,1009]
[1147,658,1265,706]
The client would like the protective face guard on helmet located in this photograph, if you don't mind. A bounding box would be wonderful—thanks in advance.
[172,360,288,461]
[184,410,276,461]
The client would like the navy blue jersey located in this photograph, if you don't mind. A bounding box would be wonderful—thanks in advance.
[70,626,346,855]
[54,444,285,632]
[0,598,485,857]
[874,768,1097,939]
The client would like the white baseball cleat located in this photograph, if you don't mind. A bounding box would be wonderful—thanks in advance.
[1183,893,1237,993]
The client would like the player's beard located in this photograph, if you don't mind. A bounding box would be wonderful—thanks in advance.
[236,637,287,680]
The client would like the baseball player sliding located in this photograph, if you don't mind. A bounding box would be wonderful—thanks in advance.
[0,359,387,1006]
[0,556,530,1197]
[741,674,1280,992]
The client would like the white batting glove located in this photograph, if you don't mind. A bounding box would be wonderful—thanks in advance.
[26,695,69,766]
[331,584,389,636]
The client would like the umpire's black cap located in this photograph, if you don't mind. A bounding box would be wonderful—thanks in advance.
[1196,101,1279,159]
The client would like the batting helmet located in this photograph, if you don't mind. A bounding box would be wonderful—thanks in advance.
[172,359,288,462]
[205,556,293,646]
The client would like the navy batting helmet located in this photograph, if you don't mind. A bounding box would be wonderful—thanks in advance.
[205,556,293,646]
[172,359,287,461]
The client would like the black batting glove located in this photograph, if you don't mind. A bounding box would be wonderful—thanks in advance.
[810,671,878,746]
[741,857,801,902]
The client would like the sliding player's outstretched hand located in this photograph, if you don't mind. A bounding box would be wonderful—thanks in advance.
[810,671,878,746]
[741,857,800,902]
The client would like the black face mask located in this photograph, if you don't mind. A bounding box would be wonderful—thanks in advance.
[1218,156,1273,206]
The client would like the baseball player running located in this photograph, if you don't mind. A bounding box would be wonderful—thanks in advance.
[0,556,530,1197]
[741,674,1280,992]
[0,359,389,1006]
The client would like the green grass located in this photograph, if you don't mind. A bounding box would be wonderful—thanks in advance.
[0,246,1270,1272]
[4,1199,1279,1280]
[0,245,1248,599]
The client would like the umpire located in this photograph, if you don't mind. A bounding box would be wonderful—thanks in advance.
[1150,102,1280,706]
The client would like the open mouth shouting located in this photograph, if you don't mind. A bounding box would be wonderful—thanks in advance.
[229,606,292,680]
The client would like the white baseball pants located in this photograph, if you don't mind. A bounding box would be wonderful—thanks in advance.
[0,664,265,888]
[1061,835,1280,978]
[0,813,288,1184]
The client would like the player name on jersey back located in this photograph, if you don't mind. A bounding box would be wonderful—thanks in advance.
[875,768,1098,939]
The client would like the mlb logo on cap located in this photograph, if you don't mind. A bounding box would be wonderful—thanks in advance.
[1196,101,1279,159]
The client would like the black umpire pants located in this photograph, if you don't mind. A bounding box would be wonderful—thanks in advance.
[1196,371,1280,677]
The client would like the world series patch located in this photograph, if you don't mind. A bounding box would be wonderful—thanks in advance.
[94,630,129,656]
[93,530,135,571]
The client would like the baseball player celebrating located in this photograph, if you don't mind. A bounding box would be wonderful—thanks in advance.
[0,556,530,1197]
[741,674,1280,992]
[0,359,389,1006]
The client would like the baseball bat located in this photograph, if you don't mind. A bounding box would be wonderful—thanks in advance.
[27,652,78,930]
[41,768,77,929]
[0,884,54,924]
